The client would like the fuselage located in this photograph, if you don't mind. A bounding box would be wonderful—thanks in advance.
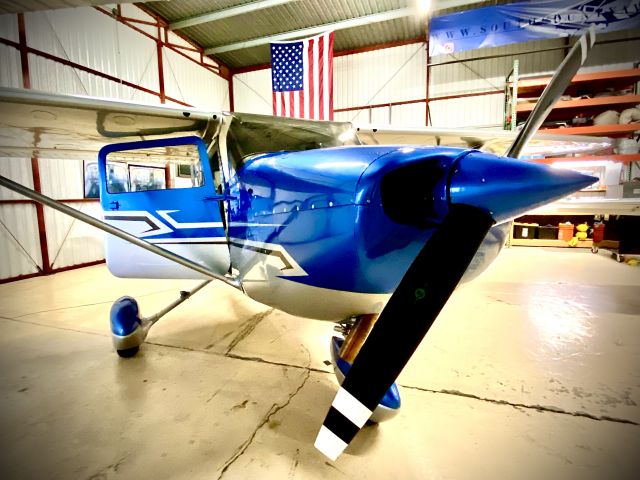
[99,113,593,322]
[226,144,509,320]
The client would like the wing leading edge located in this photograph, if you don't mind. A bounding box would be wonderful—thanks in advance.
[355,125,612,158]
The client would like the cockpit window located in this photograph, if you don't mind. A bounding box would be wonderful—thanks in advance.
[226,113,360,171]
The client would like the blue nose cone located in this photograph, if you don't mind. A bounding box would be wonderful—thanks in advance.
[449,152,597,223]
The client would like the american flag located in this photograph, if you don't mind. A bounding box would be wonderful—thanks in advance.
[270,31,334,120]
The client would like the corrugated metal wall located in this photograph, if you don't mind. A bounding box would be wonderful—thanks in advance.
[233,69,273,115]
[234,29,639,130]
[0,5,229,281]
[0,159,41,280]
[163,48,230,110]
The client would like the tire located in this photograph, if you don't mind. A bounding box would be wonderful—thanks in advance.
[117,346,140,358]
[591,246,598,254]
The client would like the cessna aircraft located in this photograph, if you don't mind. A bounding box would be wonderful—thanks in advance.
[0,29,605,460]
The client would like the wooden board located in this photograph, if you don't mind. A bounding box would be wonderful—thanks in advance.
[539,123,640,138]
[510,238,593,248]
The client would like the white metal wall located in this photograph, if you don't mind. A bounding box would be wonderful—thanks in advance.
[163,47,230,110]
[0,5,229,280]
[0,159,41,280]
[428,38,565,128]
[234,29,640,129]
[233,69,273,115]
[233,42,428,126]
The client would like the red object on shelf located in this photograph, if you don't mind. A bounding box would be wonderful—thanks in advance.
[558,223,575,241]
[593,223,605,243]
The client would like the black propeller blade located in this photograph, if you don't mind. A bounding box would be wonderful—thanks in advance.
[315,204,494,460]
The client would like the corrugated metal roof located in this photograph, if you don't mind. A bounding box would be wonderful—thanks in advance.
[142,1,506,69]
[144,0,422,68]
[179,0,407,47]
[147,0,254,20]
[212,16,425,69]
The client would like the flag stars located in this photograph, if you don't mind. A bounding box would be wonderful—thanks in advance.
[270,40,305,92]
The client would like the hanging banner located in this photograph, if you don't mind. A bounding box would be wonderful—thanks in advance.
[429,0,640,56]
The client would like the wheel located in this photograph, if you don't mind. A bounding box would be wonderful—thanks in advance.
[117,346,140,358]
[330,336,400,423]
[617,254,624,263]
[591,246,598,254]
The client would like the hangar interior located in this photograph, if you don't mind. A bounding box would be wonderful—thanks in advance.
[0,1,639,479]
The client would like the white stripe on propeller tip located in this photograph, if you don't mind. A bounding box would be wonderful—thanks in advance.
[333,387,372,428]
[315,425,347,461]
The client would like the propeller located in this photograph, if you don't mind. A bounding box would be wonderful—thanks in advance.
[315,27,598,461]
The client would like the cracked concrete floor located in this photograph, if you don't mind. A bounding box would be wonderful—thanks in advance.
[0,247,639,479]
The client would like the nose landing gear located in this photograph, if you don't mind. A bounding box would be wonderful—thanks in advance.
[109,280,211,357]
[330,314,401,423]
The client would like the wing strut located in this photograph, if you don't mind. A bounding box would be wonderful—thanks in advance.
[0,174,241,289]
[506,26,595,158]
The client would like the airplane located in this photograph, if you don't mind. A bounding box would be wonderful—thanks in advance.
[0,28,604,460]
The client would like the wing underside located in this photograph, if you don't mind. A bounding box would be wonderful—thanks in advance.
[0,87,218,162]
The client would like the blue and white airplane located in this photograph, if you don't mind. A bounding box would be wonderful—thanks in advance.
[0,29,604,460]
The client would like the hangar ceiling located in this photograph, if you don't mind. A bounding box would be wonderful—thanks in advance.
[142,0,506,69]
[1,0,515,70]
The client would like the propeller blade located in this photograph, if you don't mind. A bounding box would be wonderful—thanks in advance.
[315,203,494,461]
[506,26,596,159]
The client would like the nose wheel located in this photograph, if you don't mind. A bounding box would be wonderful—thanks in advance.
[330,315,401,423]
[109,281,211,357]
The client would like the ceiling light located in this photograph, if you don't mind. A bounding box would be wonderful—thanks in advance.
[417,0,432,15]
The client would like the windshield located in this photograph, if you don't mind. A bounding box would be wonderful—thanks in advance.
[225,112,360,171]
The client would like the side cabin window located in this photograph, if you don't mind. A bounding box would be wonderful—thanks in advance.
[90,142,221,196]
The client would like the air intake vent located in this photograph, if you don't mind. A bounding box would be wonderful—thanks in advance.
[380,160,447,227]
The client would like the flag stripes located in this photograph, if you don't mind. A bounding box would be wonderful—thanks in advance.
[271,31,333,120]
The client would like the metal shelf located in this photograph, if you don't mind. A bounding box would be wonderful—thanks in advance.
[539,124,640,137]
[511,68,640,96]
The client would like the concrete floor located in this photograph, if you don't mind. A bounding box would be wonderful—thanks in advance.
[0,247,638,479]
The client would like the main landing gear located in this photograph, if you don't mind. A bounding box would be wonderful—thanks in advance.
[331,314,401,423]
[110,280,211,357]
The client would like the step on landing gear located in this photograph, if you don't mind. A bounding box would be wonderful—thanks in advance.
[331,314,401,423]
[110,281,210,357]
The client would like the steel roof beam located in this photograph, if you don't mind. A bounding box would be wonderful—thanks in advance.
[205,7,413,55]
[169,0,299,31]
[203,0,489,55]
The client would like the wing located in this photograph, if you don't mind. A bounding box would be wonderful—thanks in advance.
[0,87,219,161]
[355,124,612,157]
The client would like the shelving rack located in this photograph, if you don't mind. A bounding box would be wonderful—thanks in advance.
[504,65,640,249]
[504,66,640,166]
